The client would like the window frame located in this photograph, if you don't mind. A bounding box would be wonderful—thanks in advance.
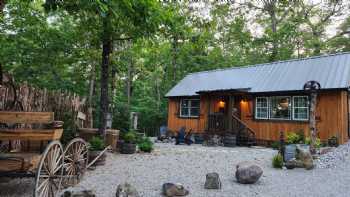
[179,99,200,118]
[292,96,309,121]
[255,97,269,120]
[254,95,309,122]
[269,96,292,120]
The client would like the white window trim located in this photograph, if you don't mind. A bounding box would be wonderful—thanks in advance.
[292,96,309,121]
[255,97,269,120]
[179,99,200,118]
[269,96,292,120]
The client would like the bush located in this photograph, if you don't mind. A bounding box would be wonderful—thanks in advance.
[138,137,154,152]
[286,132,303,144]
[272,154,284,169]
[123,131,137,143]
[89,136,105,151]
[305,137,321,148]
[271,141,280,150]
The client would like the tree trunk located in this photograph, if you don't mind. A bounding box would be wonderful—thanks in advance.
[0,0,5,85]
[171,36,178,84]
[127,55,133,109]
[99,17,112,136]
[269,8,278,62]
[88,64,96,128]
[309,92,317,154]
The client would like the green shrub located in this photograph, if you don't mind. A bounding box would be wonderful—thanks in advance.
[138,137,154,152]
[89,136,105,151]
[271,141,280,150]
[286,132,303,144]
[305,137,321,148]
[123,131,137,143]
[272,154,284,169]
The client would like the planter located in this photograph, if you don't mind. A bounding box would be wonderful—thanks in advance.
[117,140,125,152]
[194,134,204,144]
[89,150,107,166]
[121,143,136,154]
[284,144,297,162]
[223,135,236,147]
[328,137,339,147]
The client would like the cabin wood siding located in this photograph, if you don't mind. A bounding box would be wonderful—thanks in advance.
[167,96,208,133]
[167,91,349,144]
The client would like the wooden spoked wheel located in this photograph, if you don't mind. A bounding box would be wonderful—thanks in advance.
[62,138,88,187]
[34,141,64,197]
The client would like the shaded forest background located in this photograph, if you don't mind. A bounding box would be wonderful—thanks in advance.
[1,0,350,134]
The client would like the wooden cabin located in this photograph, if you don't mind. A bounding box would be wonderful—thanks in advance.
[166,53,350,145]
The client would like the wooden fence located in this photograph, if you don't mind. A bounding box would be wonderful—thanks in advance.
[0,74,89,126]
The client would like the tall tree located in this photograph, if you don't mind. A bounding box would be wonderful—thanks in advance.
[44,0,167,135]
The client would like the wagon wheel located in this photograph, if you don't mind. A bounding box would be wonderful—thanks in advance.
[34,141,64,197]
[62,138,88,187]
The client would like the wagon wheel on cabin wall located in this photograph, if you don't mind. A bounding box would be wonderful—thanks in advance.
[34,141,64,197]
[62,138,89,187]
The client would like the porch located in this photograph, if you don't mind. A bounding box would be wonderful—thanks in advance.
[201,92,256,146]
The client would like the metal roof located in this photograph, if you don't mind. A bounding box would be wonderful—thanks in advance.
[165,52,350,97]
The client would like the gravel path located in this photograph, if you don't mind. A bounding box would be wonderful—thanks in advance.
[2,143,350,197]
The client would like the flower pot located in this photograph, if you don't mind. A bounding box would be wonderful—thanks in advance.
[121,143,136,154]
[89,150,107,166]
[328,137,339,147]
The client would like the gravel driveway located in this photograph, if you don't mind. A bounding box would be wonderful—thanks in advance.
[1,143,350,197]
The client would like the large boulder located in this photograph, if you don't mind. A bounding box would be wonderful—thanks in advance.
[285,158,304,169]
[162,183,189,196]
[116,183,139,197]
[204,172,221,189]
[235,162,263,184]
[296,145,314,170]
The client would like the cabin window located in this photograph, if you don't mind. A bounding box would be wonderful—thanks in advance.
[293,96,309,120]
[255,96,309,121]
[180,99,200,118]
[270,96,291,120]
[255,97,269,119]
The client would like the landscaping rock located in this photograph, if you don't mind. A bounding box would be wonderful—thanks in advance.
[235,162,263,184]
[62,190,95,197]
[204,172,221,189]
[296,146,314,170]
[116,183,139,197]
[285,158,303,169]
[162,183,189,196]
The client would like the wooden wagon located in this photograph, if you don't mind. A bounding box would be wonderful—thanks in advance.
[0,112,89,197]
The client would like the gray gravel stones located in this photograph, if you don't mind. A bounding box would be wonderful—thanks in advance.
[316,142,350,169]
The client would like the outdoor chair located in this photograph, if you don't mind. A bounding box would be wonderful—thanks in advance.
[175,127,193,145]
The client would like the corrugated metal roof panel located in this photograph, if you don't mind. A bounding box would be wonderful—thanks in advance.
[165,52,350,97]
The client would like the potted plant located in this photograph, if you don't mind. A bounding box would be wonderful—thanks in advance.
[88,136,106,166]
[138,137,154,153]
[328,136,339,147]
[121,131,137,154]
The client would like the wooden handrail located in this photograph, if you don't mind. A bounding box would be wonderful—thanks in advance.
[232,115,255,133]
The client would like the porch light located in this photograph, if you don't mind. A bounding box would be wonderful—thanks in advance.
[219,100,226,108]
[241,98,248,103]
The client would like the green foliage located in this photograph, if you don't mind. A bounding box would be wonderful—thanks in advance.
[123,131,137,144]
[271,141,280,150]
[305,137,321,148]
[286,132,303,144]
[138,137,154,152]
[89,136,105,151]
[272,154,284,169]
